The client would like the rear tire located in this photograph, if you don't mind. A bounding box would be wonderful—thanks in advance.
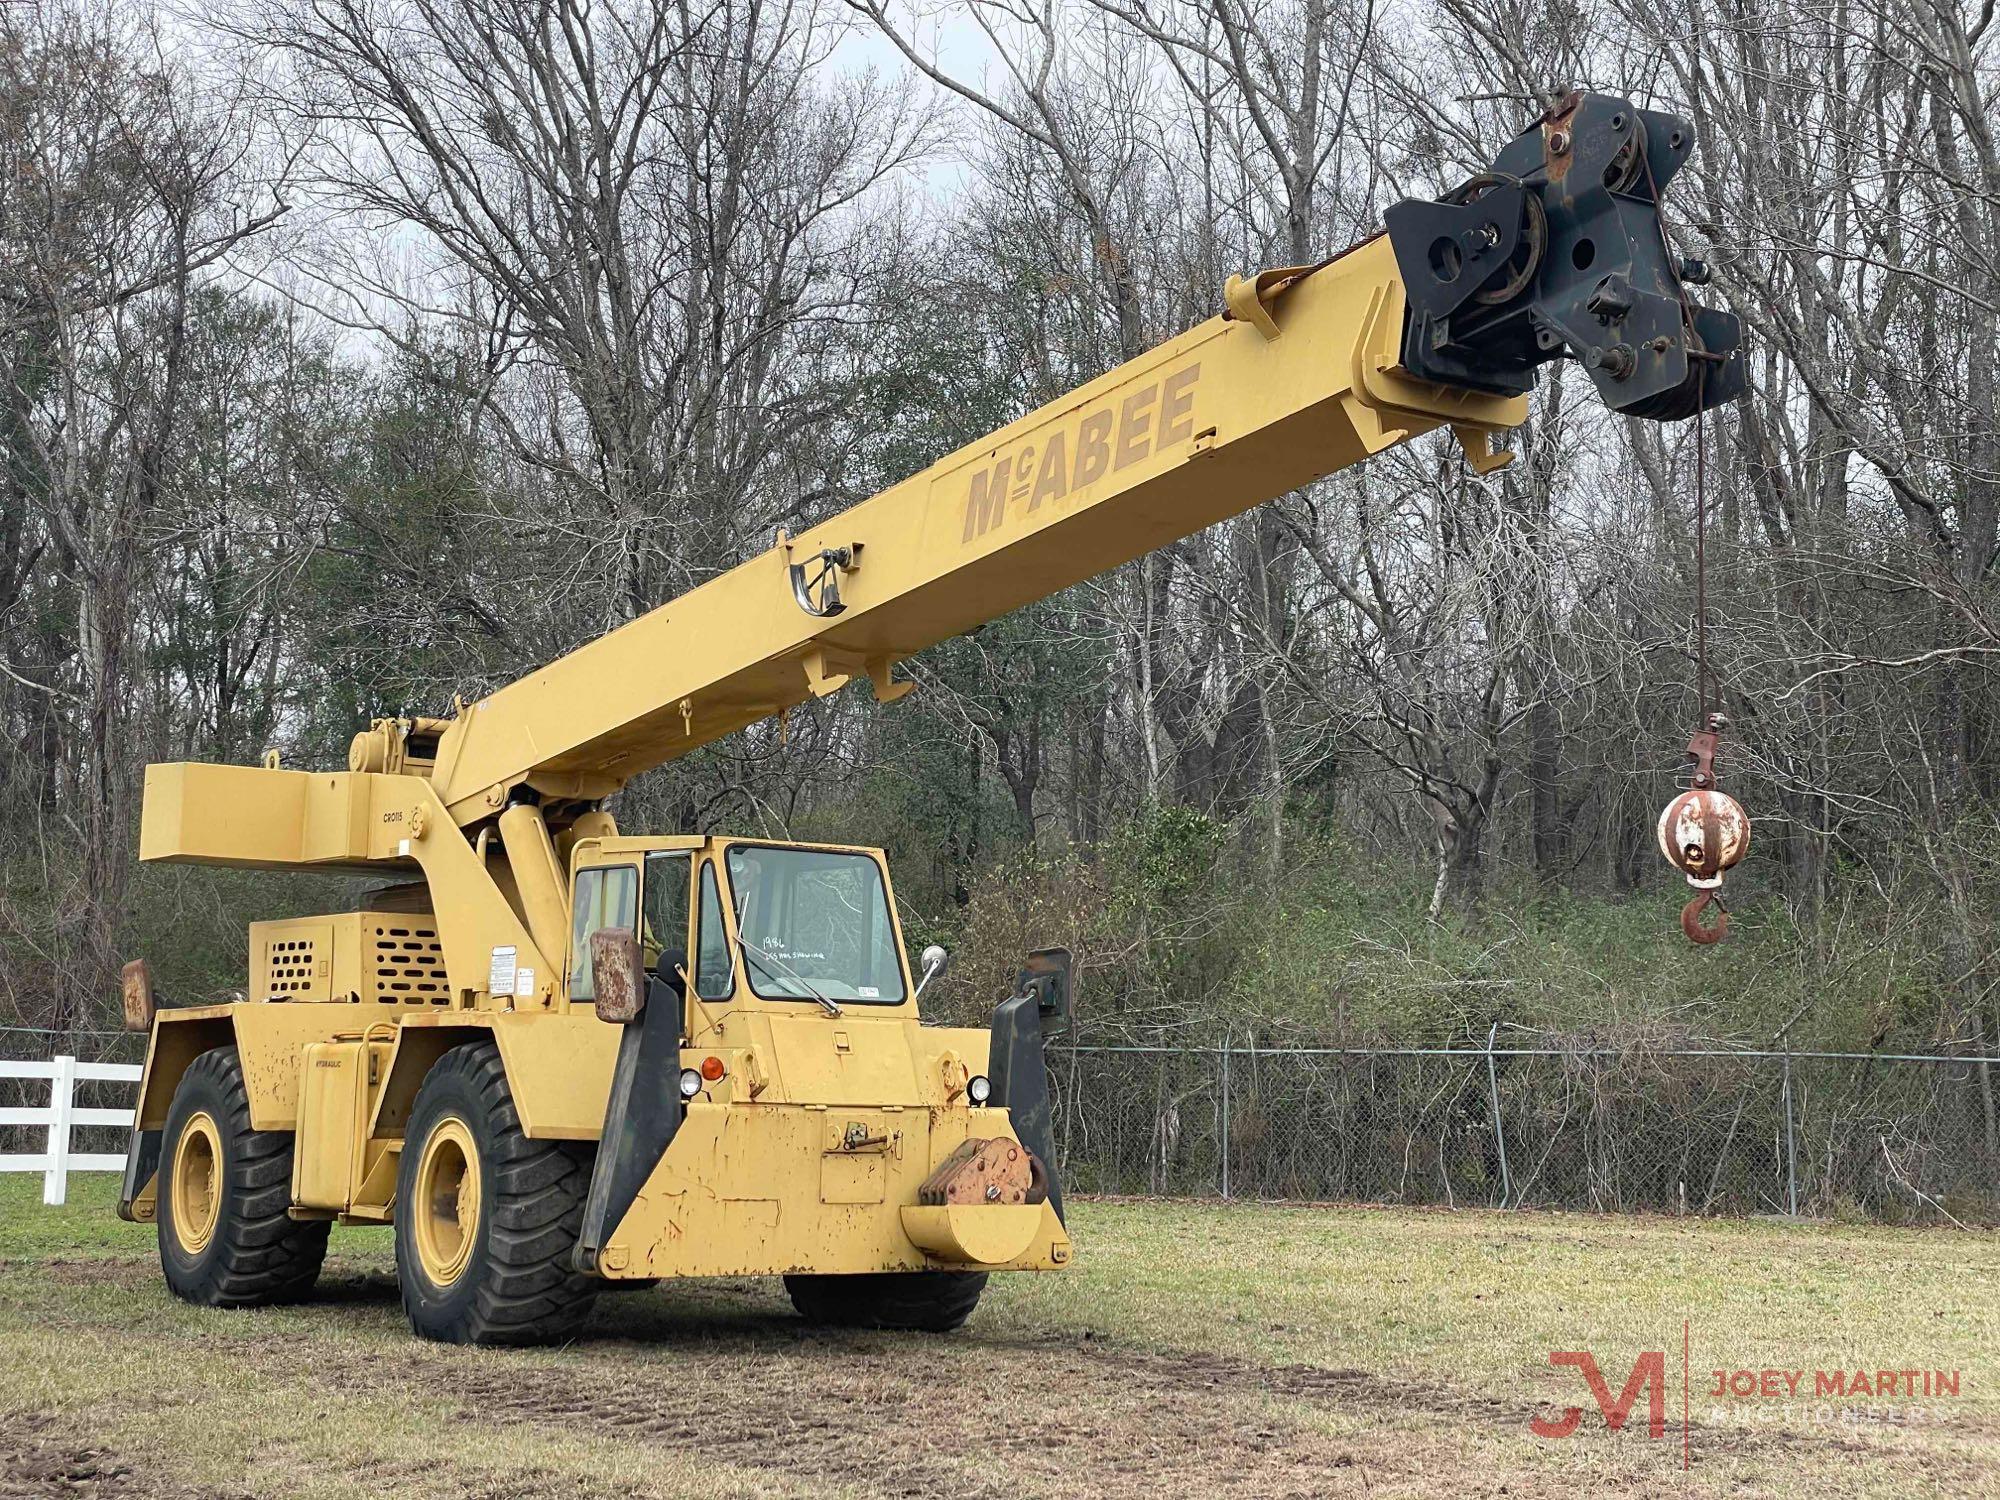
[395,1041,599,1345]
[784,1270,987,1332]
[158,1046,328,1307]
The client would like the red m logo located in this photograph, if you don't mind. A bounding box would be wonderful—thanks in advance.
[1531,1351,1667,1439]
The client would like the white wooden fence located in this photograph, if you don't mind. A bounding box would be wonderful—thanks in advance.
[0,1055,141,1205]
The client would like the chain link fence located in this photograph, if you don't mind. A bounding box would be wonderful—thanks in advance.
[1046,1036,2000,1225]
[6,1024,1997,1226]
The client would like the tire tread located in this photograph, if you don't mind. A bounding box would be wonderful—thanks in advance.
[159,1046,328,1309]
[784,1269,987,1332]
[396,1042,597,1346]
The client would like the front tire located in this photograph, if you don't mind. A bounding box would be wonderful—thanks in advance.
[158,1046,328,1307]
[784,1270,987,1332]
[394,1041,598,1345]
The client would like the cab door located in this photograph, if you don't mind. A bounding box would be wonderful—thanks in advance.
[565,858,638,1007]
[636,850,695,1008]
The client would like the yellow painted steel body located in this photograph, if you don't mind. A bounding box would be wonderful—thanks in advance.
[591,1038,1069,1277]
[131,832,1071,1276]
[134,992,1070,1277]
[139,239,1522,877]
[126,242,1513,1284]
[593,1100,1069,1278]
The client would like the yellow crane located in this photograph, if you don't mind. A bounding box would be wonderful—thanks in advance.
[116,92,1739,1344]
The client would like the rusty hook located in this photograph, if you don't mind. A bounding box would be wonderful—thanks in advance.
[1681,889,1729,945]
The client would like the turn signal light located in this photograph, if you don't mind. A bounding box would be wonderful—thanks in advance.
[700,1055,726,1082]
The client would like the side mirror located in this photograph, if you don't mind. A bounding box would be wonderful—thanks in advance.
[916,943,948,996]
[1016,947,1073,1027]
[121,959,157,1033]
[590,926,646,1024]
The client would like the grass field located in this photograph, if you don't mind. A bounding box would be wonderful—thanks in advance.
[0,1177,1992,1498]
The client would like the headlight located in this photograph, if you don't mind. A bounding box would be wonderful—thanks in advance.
[967,1074,992,1105]
[678,1068,703,1099]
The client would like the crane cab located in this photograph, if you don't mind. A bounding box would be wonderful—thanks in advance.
[549,829,1068,1305]
[562,834,918,1024]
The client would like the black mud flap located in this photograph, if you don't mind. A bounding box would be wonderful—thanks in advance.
[115,1126,161,1223]
[574,979,684,1273]
[990,962,1067,1224]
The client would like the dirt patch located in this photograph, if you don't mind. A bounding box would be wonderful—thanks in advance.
[17,1259,1987,1499]
[366,1332,1397,1500]
[325,1296,1989,1499]
[267,1292,1686,1499]
[4,1257,155,1286]
[0,1412,242,1500]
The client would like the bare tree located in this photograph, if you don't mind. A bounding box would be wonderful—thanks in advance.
[252,0,931,628]
[0,1,280,1035]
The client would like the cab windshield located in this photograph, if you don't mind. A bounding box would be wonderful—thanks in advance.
[724,846,906,1004]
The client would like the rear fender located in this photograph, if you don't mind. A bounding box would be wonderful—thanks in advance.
[119,1008,234,1223]
[370,1012,618,1143]
[132,1010,235,1131]
[367,1023,493,1142]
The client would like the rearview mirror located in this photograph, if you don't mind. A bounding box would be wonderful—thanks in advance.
[589,926,646,1024]
[916,943,948,996]
[1016,947,1073,1027]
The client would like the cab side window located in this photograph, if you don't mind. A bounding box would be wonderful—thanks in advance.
[640,851,692,982]
[568,865,637,1002]
[694,863,734,1000]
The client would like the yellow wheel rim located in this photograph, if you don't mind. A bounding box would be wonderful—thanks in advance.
[412,1116,481,1287]
[170,1110,222,1255]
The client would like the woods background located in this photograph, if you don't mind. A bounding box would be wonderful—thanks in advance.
[2,0,1997,1077]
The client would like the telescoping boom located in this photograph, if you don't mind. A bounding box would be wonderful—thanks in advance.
[122,94,1741,1347]
[147,91,1740,888]
[372,93,1741,831]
